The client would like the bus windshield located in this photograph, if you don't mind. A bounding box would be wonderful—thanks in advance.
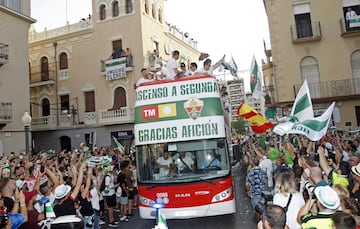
[136,138,231,183]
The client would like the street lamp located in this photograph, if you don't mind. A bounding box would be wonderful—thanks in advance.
[21,111,32,155]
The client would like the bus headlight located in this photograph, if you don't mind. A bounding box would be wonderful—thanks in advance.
[139,195,155,206]
[211,187,232,203]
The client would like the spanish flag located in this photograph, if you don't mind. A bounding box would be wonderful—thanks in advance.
[237,103,274,134]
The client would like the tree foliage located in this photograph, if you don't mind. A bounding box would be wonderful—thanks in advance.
[231,117,249,135]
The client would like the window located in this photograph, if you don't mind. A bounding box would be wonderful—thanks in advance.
[158,8,162,23]
[126,0,133,14]
[152,4,156,19]
[60,95,70,114]
[112,39,123,58]
[111,87,126,110]
[0,0,21,12]
[84,91,95,112]
[99,4,106,20]
[300,56,320,98]
[112,1,119,17]
[59,52,68,70]
[293,4,313,38]
[40,57,49,81]
[145,0,149,14]
[41,98,50,116]
[351,50,360,93]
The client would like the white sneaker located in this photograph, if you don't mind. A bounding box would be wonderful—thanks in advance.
[119,215,129,222]
[99,220,106,225]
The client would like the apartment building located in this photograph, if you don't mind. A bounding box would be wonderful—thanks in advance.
[263,0,360,129]
[28,0,200,152]
[0,1,35,156]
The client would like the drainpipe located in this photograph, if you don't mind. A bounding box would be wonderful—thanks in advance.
[53,42,59,126]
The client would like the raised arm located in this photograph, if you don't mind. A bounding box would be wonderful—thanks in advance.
[81,167,93,199]
[70,162,86,200]
[212,55,225,69]
[317,146,331,176]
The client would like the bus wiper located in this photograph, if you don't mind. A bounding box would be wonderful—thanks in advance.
[197,178,216,185]
[147,184,159,190]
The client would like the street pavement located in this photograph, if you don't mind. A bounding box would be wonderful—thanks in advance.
[103,163,257,229]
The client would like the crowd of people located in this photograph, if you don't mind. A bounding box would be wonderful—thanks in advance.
[241,130,360,228]
[0,145,138,229]
[135,50,225,88]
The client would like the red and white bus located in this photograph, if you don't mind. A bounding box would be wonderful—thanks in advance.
[134,75,236,219]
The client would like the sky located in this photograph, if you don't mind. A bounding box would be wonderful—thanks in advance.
[30,0,270,91]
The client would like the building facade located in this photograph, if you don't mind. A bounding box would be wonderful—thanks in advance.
[263,0,360,129]
[28,0,200,152]
[0,1,35,156]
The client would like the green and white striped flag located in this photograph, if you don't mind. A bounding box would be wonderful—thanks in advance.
[112,136,125,153]
[290,79,313,122]
[287,102,335,141]
[222,56,238,77]
[157,211,168,229]
[273,79,313,135]
[250,55,263,99]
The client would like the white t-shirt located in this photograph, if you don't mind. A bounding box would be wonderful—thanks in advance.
[175,155,194,171]
[157,157,173,177]
[165,58,178,79]
[273,192,305,229]
[90,187,100,211]
[103,174,115,196]
[136,77,153,86]
[259,157,274,188]
[197,66,214,75]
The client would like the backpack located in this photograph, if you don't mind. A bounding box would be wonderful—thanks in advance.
[100,175,109,193]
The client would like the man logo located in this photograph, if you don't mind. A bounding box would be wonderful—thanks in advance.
[184,98,203,120]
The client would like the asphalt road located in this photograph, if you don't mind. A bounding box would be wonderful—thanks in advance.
[103,163,257,229]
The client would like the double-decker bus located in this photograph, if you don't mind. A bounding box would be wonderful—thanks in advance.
[134,75,236,219]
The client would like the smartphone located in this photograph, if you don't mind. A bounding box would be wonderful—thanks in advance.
[40,165,45,173]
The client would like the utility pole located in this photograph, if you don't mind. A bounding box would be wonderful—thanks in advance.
[53,42,58,126]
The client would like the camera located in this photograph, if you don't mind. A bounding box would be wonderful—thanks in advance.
[0,215,9,228]
[255,191,273,215]
[304,181,315,193]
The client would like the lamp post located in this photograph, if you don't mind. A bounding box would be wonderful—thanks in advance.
[21,111,32,155]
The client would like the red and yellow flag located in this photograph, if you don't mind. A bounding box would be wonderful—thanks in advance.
[237,103,274,134]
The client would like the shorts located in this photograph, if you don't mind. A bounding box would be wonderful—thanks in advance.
[105,194,116,208]
[120,196,128,206]
[128,188,135,200]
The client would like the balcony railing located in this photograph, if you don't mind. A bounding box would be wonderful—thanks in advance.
[0,43,9,66]
[0,102,12,124]
[339,18,360,37]
[30,70,56,87]
[290,21,322,43]
[31,116,57,130]
[294,77,360,99]
[98,107,134,125]
[29,19,92,43]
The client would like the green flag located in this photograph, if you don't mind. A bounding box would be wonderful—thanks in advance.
[222,56,238,77]
[112,136,125,153]
[157,211,168,229]
[250,55,262,99]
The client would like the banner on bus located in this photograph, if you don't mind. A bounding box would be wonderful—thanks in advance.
[134,116,226,145]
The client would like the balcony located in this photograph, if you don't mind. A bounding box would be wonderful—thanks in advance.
[294,77,360,100]
[30,70,56,88]
[100,57,134,77]
[98,107,134,125]
[0,43,9,66]
[339,18,360,37]
[31,116,57,130]
[290,21,322,43]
